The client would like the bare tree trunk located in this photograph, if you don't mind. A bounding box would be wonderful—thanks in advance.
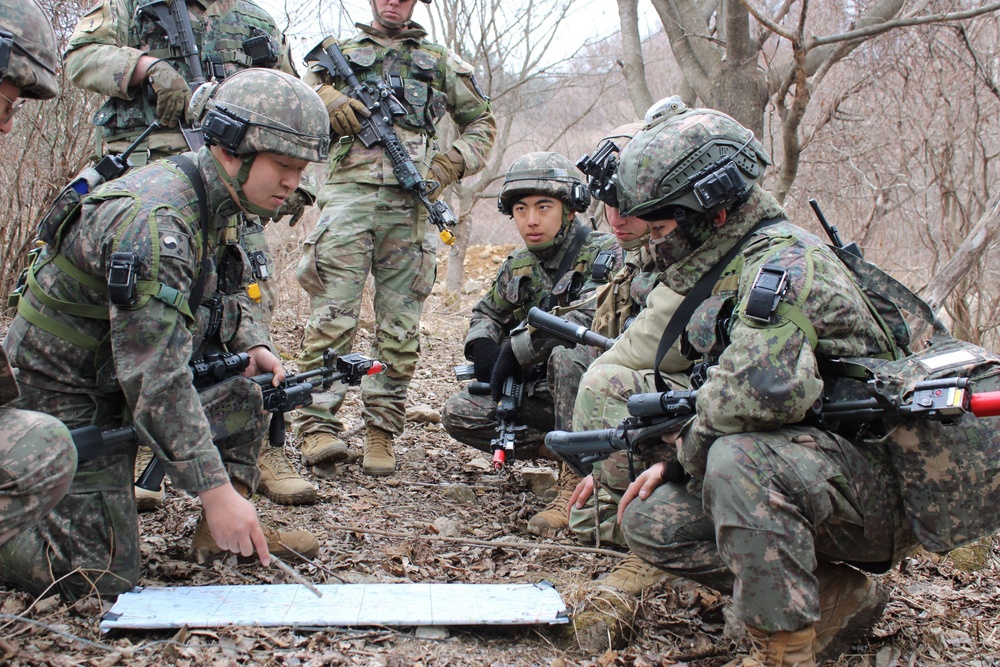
[616,0,654,117]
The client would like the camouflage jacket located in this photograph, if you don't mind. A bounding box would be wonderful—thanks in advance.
[304,22,496,191]
[466,219,617,368]
[65,0,296,154]
[3,149,268,493]
[0,348,18,407]
[590,243,658,340]
[667,188,896,476]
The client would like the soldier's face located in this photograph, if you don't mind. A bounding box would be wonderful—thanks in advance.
[512,195,564,246]
[0,80,24,135]
[646,217,679,240]
[242,152,309,212]
[372,0,416,29]
[606,205,646,243]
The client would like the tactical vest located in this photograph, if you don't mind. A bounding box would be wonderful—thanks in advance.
[92,0,281,143]
[336,38,449,137]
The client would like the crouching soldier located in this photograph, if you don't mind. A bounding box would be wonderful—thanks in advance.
[0,69,329,600]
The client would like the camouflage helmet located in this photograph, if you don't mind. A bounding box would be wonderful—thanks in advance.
[0,0,58,100]
[497,151,590,216]
[202,69,330,163]
[616,105,771,219]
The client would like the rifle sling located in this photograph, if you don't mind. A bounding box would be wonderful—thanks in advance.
[653,216,786,392]
[539,225,591,312]
[167,156,212,314]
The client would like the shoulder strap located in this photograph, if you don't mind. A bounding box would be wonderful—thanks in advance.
[539,225,591,312]
[653,217,785,391]
[167,156,212,314]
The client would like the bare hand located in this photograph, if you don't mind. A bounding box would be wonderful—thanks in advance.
[244,346,285,386]
[617,461,667,525]
[567,474,596,522]
[199,483,271,566]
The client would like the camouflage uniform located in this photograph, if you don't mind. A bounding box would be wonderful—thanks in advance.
[442,218,616,456]
[0,348,76,549]
[0,148,275,599]
[620,186,919,633]
[293,23,496,440]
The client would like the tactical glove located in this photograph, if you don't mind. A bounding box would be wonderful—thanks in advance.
[317,84,370,137]
[272,187,312,227]
[468,337,501,382]
[428,150,465,201]
[490,341,522,402]
[147,60,191,128]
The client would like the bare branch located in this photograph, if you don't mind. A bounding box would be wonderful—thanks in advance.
[809,2,1000,49]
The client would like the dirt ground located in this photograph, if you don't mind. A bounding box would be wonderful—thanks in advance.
[1,245,999,666]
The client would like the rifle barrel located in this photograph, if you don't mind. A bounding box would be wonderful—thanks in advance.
[527,307,614,351]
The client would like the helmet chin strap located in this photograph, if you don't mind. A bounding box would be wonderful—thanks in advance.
[211,151,278,218]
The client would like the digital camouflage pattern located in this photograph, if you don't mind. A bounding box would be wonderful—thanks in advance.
[0,149,271,599]
[0,0,59,99]
[0,348,76,549]
[65,0,297,155]
[443,218,616,454]
[498,152,590,216]
[305,23,496,189]
[292,21,496,442]
[618,184,919,632]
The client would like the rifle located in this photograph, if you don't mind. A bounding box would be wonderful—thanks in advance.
[546,377,1000,480]
[545,390,695,479]
[70,349,387,491]
[136,0,206,150]
[526,307,614,351]
[490,375,524,470]
[306,41,459,246]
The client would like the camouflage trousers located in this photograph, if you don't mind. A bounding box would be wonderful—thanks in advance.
[292,183,437,438]
[623,426,907,632]
[0,406,75,549]
[0,380,264,600]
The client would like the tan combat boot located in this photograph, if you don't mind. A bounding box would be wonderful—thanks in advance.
[189,481,320,564]
[300,431,351,466]
[134,444,165,512]
[723,626,817,667]
[813,563,889,663]
[527,465,580,537]
[257,445,318,505]
[599,552,673,596]
[362,427,395,476]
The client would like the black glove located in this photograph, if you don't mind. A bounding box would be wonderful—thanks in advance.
[490,341,522,402]
[468,338,501,382]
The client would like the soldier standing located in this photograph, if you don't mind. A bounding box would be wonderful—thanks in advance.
[613,106,915,666]
[0,0,76,548]
[292,0,496,477]
[442,153,617,466]
[0,70,329,600]
[64,0,319,506]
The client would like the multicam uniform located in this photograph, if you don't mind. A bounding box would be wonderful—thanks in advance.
[443,219,616,456]
[0,149,271,599]
[620,186,919,632]
[0,348,75,549]
[293,22,496,440]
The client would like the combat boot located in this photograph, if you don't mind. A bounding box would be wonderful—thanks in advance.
[813,563,890,663]
[257,445,318,505]
[189,481,320,564]
[527,465,580,537]
[723,626,817,667]
[300,431,351,466]
[134,444,165,512]
[600,552,673,596]
[363,427,395,476]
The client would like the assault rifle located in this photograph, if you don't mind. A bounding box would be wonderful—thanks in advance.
[452,364,524,470]
[306,42,459,246]
[70,350,387,491]
[136,0,206,150]
[545,390,695,479]
[546,377,1000,480]
[526,307,614,352]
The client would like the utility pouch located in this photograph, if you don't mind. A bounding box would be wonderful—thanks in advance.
[242,30,279,68]
[107,252,139,306]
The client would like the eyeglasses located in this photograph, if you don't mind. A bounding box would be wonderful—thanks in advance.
[0,91,25,126]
